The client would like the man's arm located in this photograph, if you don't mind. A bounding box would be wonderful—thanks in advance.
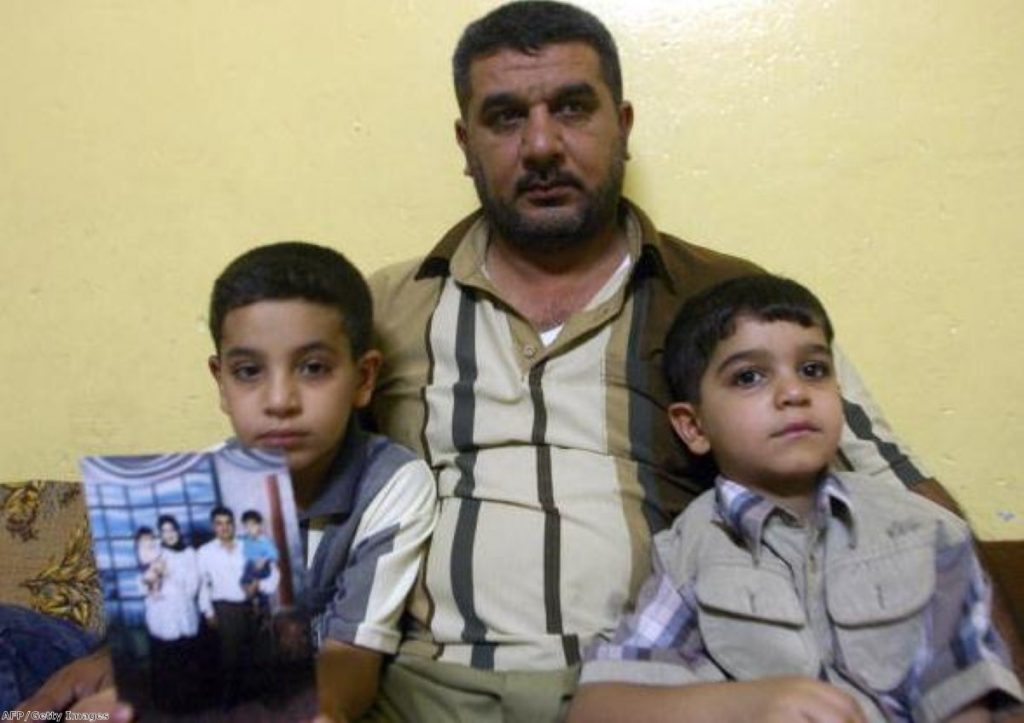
[316,640,382,723]
[568,678,867,723]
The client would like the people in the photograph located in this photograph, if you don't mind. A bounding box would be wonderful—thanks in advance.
[239,509,279,614]
[142,514,206,713]
[197,505,279,707]
[134,526,165,597]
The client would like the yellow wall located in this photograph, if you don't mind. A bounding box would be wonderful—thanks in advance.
[1,1,1021,539]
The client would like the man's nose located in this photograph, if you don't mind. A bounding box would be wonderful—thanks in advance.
[521,107,564,170]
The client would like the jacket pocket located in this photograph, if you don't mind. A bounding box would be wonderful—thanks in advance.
[696,562,818,679]
[827,536,934,691]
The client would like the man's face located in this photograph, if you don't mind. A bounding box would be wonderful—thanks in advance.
[668,319,843,497]
[213,513,235,543]
[456,42,633,252]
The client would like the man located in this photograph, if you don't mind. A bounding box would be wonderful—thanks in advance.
[368,2,1021,721]
[197,506,279,707]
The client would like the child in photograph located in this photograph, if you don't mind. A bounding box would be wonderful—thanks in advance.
[21,241,438,721]
[239,509,279,613]
[571,275,1021,723]
[135,526,166,595]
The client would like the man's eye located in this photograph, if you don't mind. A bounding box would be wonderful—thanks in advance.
[732,369,764,387]
[487,108,525,130]
[230,364,261,382]
[801,361,832,379]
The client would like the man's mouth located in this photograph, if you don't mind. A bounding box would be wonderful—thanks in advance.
[516,173,582,204]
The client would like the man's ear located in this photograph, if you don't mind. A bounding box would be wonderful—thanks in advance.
[208,355,229,414]
[667,402,711,456]
[353,350,382,409]
[455,118,472,176]
[618,101,634,160]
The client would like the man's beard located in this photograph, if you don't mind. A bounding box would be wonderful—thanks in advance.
[470,148,626,254]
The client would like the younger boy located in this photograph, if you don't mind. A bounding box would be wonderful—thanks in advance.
[19,241,438,722]
[571,275,1020,722]
[238,509,279,612]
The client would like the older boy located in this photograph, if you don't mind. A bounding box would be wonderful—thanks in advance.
[20,241,437,721]
[571,275,1021,722]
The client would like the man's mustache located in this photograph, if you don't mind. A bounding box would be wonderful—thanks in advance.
[515,171,583,195]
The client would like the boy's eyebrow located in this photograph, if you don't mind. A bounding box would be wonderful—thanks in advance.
[221,340,339,359]
[713,343,833,374]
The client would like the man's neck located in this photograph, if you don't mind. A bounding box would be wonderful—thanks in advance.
[486,224,629,331]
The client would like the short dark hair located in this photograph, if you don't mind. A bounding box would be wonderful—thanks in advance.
[241,509,263,525]
[209,241,372,357]
[453,1,623,115]
[210,505,234,523]
[663,275,834,404]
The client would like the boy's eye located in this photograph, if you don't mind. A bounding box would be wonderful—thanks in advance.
[800,360,832,380]
[299,359,332,377]
[732,368,765,388]
[230,363,261,382]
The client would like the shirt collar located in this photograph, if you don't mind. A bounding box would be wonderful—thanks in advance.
[296,423,373,522]
[712,472,857,560]
[412,198,679,293]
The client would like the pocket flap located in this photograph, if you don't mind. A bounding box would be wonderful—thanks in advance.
[827,542,934,625]
[696,563,805,626]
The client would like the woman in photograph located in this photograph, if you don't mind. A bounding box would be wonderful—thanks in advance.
[137,514,208,712]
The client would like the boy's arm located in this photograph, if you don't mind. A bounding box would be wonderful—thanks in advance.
[568,678,867,723]
[907,523,1022,722]
[834,347,1024,678]
[316,640,383,723]
[318,457,436,651]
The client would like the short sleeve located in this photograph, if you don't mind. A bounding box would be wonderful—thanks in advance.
[319,459,437,653]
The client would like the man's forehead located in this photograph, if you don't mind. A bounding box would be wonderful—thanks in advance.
[466,41,607,100]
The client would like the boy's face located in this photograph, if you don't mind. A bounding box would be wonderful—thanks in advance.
[244,519,261,536]
[209,299,380,492]
[668,318,842,494]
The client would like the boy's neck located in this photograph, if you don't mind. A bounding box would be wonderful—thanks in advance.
[728,471,827,524]
[292,467,331,512]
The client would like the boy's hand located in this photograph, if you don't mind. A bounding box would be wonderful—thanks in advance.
[16,647,115,714]
[569,677,867,723]
[742,677,868,723]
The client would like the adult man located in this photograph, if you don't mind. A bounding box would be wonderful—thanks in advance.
[368,2,1020,721]
[197,506,279,707]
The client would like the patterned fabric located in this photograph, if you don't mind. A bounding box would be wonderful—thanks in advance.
[370,200,929,673]
[0,481,102,633]
[583,473,1022,722]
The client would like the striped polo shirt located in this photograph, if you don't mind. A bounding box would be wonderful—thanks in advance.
[369,200,927,671]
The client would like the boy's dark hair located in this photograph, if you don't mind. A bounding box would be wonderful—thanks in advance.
[241,509,263,525]
[209,241,372,357]
[453,1,622,116]
[664,274,834,404]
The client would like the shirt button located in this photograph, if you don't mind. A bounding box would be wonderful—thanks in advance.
[523,344,537,359]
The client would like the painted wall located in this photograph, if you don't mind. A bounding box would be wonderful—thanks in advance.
[1,1,1021,539]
